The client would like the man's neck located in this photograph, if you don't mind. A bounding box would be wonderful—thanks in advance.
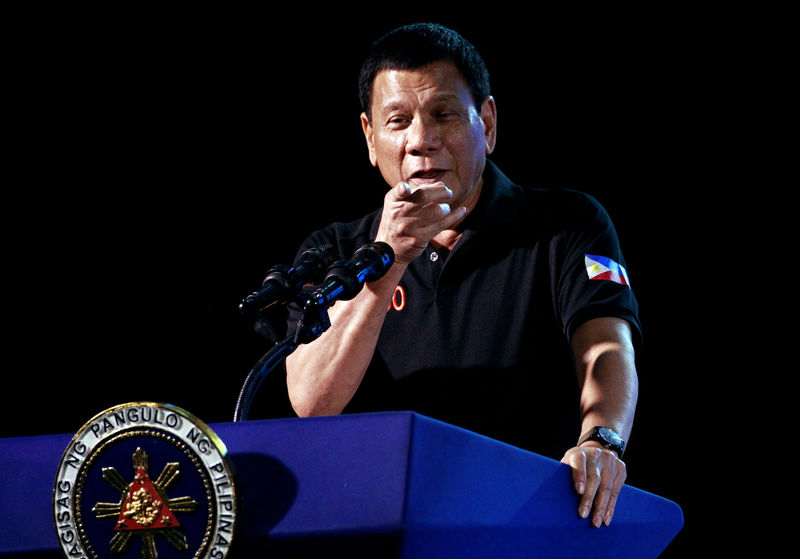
[432,176,484,251]
[431,229,462,251]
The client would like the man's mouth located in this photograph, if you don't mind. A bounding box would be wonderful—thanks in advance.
[408,169,447,184]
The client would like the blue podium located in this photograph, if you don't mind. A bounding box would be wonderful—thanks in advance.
[0,411,682,557]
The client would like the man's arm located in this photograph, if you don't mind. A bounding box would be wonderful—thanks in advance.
[285,262,405,417]
[561,316,639,527]
[286,181,464,417]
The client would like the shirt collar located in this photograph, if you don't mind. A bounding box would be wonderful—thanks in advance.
[458,159,523,234]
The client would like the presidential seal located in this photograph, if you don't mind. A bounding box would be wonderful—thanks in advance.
[53,402,237,559]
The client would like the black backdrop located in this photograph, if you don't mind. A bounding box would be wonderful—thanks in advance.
[6,8,745,556]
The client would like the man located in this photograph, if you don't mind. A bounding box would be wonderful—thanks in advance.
[285,23,640,529]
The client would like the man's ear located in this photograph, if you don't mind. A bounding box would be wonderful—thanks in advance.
[361,112,378,166]
[481,96,497,155]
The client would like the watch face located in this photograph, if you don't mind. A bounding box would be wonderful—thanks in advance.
[598,427,623,446]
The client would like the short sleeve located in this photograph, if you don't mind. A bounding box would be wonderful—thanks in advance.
[555,193,642,349]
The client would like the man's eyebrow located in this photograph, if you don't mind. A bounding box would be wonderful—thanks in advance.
[379,93,464,113]
[380,101,406,114]
[428,93,463,104]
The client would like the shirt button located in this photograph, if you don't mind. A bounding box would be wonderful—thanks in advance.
[430,251,439,262]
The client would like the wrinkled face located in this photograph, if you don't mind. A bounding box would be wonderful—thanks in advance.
[361,60,497,209]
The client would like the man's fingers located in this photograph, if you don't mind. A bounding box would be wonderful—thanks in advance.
[386,180,463,234]
[394,181,413,198]
[563,446,627,527]
[586,449,627,527]
[378,181,463,265]
[602,465,627,526]
[433,202,467,224]
[392,181,453,204]
[579,459,602,520]
[562,448,587,496]
[590,466,613,527]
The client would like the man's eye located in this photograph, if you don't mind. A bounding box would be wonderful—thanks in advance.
[436,111,459,121]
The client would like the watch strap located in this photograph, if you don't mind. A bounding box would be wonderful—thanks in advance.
[578,426,625,457]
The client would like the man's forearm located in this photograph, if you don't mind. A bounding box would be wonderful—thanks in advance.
[572,317,638,443]
[578,350,638,447]
[285,263,406,417]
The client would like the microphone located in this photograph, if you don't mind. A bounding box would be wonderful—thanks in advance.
[239,245,339,314]
[307,242,395,310]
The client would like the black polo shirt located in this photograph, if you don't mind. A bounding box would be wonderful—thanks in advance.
[288,161,640,458]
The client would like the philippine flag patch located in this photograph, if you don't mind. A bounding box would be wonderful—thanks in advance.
[585,254,630,286]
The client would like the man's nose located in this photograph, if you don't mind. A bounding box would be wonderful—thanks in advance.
[405,118,441,155]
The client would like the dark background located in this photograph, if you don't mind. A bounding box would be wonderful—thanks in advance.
[5,7,759,556]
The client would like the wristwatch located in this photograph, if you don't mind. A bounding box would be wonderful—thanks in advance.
[578,426,626,457]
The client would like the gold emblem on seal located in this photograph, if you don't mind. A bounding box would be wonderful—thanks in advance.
[92,447,199,557]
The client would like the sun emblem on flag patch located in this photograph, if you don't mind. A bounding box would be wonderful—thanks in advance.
[53,402,237,559]
[584,254,631,286]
